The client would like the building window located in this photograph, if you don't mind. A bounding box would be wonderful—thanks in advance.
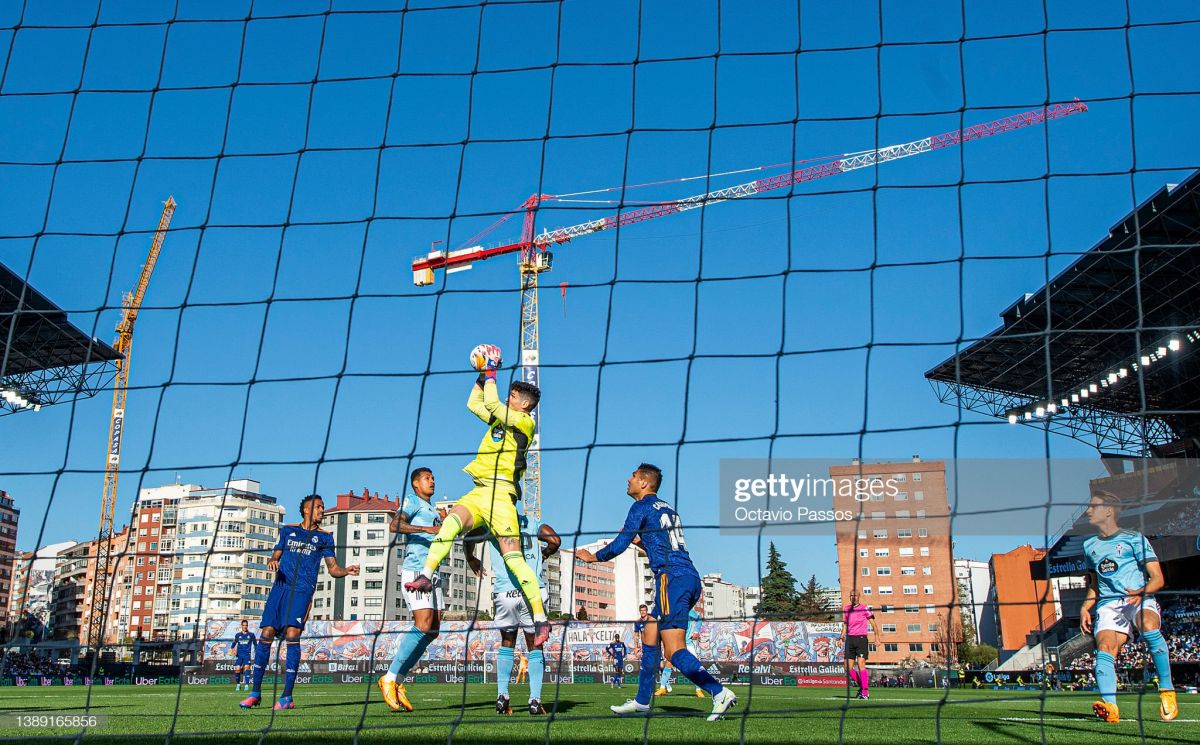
[930,643,939,652]
[880,604,893,613]
[913,472,922,482]
[900,567,915,576]
[882,624,897,633]
[876,567,891,576]
[896,510,910,519]
[897,528,913,538]
[354,514,362,523]
[141,514,149,524]
[899,547,914,557]
[859,548,869,558]
[895,491,908,501]
[872,530,888,539]
[908,643,923,652]
[861,567,870,577]
[861,587,871,595]
[903,586,917,595]
[884,643,898,652]
[926,604,936,614]
[366,531,384,541]
[924,585,934,594]
[919,547,930,557]
[353,530,361,540]
[929,624,939,633]
[906,623,921,633]
[917,528,929,538]
[878,586,893,596]
[867,643,877,653]
[915,490,924,500]
[870,492,884,502]
[871,511,885,520]
[916,510,926,519]
[874,548,889,558]
[922,566,932,575]
[905,605,919,614]
[365,598,383,607]
[857,530,867,540]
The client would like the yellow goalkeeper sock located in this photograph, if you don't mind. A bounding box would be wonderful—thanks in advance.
[501,550,546,619]
[422,513,463,576]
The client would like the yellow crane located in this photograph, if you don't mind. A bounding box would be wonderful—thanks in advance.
[88,197,176,653]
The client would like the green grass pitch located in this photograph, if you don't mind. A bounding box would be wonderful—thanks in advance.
[0,683,1196,744]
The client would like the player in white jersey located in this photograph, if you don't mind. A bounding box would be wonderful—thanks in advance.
[1079,491,1177,723]
[378,468,443,712]
[466,510,559,716]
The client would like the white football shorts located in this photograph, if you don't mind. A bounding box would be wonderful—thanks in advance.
[492,587,549,633]
[1095,596,1161,636]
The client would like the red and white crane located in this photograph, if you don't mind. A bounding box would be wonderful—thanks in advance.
[410,100,1088,522]
[412,100,1087,285]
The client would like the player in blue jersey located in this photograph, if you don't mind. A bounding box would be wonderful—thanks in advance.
[378,468,444,713]
[232,620,256,692]
[465,509,560,715]
[576,464,736,721]
[1079,491,1177,723]
[605,633,628,688]
[240,495,359,711]
[656,608,705,697]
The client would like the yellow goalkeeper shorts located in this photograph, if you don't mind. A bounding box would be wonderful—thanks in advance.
[456,480,521,542]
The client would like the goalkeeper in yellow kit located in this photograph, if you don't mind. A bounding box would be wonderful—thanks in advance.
[404,346,551,645]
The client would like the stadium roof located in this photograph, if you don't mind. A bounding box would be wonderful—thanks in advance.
[0,262,121,414]
[927,168,1200,455]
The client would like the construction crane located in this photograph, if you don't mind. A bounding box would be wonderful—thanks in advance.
[410,101,1088,521]
[88,197,176,654]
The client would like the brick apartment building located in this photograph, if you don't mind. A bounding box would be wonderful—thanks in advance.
[833,456,960,666]
[0,491,18,622]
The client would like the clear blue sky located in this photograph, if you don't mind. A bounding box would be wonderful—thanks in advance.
[2,0,1199,588]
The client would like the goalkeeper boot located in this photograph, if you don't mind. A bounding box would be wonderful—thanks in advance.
[403,575,433,593]
[533,621,552,648]
[654,687,669,697]
[707,687,737,722]
[696,687,706,698]
[610,699,651,716]
[529,699,547,716]
[273,696,295,711]
[1160,690,1179,722]
[1092,700,1120,723]
[496,694,512,715]
[239,695,261,709]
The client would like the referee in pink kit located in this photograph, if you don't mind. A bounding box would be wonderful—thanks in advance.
[843,591,878,700]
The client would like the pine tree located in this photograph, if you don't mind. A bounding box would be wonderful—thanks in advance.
[796,574,835,621]
[757,542,800,618]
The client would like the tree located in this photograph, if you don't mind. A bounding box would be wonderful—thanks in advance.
[958,642,998,668]
[796,574,835,621]
[757,542,800,618]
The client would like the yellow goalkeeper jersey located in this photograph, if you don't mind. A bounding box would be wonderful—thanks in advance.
[463,380,536,487]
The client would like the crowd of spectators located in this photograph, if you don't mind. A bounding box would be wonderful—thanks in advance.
[0,650,70,677]
[1066,595,1200,670]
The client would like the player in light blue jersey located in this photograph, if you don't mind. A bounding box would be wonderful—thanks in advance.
[378,468,443,713]
[240,495,358,711]
[1079,491,1177,723]
[232,620,255,691]
[466,510,560,716]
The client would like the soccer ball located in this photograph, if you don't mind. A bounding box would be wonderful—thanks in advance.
[469,343,502,371]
